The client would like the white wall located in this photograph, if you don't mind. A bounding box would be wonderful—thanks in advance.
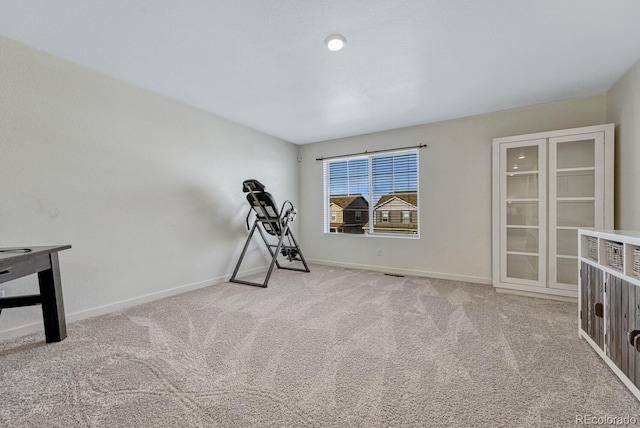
[298,96,606,283]
[0,37,299,339]
[606,58,640,229]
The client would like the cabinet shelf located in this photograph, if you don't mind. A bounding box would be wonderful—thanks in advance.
[506,250,539,256]
[557,166,596,173]
[557,197,596,201]
[493,124,613,299]
[505,170,539,176]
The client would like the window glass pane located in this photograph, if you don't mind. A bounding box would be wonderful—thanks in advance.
[506,228,538,253]
[506,146,538,172]
[557,229,578,256]
[506,201,538,226]
[326,157,369,234]
[557,170,594,198]
[324,149,419,236]
[328,158,368,196]
[507,173,538,199]
[506,254,539,281]
[556,139,594,169]
[371,152,418,235]
[557,257,578,285]
[557,201,594,227]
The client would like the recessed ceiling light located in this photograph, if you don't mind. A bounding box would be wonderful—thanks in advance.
[325,34,346,52]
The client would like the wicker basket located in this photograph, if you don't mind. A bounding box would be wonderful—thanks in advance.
[633,248,640,279]
[606,241,624,272]
[587,236,598,261]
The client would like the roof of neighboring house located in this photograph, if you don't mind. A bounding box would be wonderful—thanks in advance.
[330,194,368,210]
[373,191,417,209]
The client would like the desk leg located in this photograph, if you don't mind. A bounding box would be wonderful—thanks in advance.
[37,253,67,343]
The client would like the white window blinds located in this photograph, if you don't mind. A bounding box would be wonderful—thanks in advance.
[323,149,419,236]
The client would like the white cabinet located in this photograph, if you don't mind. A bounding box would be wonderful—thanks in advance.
[578,229,640,401]
[492,124,614,299]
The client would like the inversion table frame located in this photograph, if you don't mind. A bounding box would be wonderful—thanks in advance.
[230,179,309,288]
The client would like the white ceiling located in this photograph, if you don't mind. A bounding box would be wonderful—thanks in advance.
[1,1,640,144]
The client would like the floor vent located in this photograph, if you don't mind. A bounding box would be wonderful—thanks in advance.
[384,273,405,278]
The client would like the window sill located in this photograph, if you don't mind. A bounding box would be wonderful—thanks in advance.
[323,232,420,239]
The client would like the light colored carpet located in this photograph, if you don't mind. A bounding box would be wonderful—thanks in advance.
[1,264,639,427]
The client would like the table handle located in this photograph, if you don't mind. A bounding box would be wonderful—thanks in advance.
[0,269,11,277]
[594,303,603,318]
[629,330,640,352]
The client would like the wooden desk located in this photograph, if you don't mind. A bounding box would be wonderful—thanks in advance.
[0,245,71,343]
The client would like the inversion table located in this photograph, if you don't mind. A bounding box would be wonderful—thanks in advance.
[230,179,309,288]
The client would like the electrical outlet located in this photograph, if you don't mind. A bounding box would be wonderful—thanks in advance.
[377,248,382,256]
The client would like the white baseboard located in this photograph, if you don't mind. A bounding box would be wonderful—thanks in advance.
[307,258,492,285]
[66,278,224,322]
[495,287,578,302]
[0,321,43,342]
[0,265,268,342]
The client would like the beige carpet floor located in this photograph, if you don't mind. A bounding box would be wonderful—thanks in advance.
[1,264,639,427]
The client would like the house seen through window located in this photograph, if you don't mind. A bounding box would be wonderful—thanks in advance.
[323,149,419,236]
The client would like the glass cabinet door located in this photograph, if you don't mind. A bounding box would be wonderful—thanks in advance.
[500,140,547,287]
[549,132,604,290]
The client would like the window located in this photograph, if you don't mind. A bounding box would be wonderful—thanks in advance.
[331,212,337,222]
[323,149,419,236]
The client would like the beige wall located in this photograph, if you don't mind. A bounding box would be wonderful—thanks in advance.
[0,37,298,339]
[606,58,640,229]
[298,96,606,283]
[3,30,633,340]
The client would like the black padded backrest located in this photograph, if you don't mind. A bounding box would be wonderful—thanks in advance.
[246,191,281,236]
[242,179,266,193]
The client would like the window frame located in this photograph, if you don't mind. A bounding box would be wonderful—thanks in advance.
[323,149,420,238]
